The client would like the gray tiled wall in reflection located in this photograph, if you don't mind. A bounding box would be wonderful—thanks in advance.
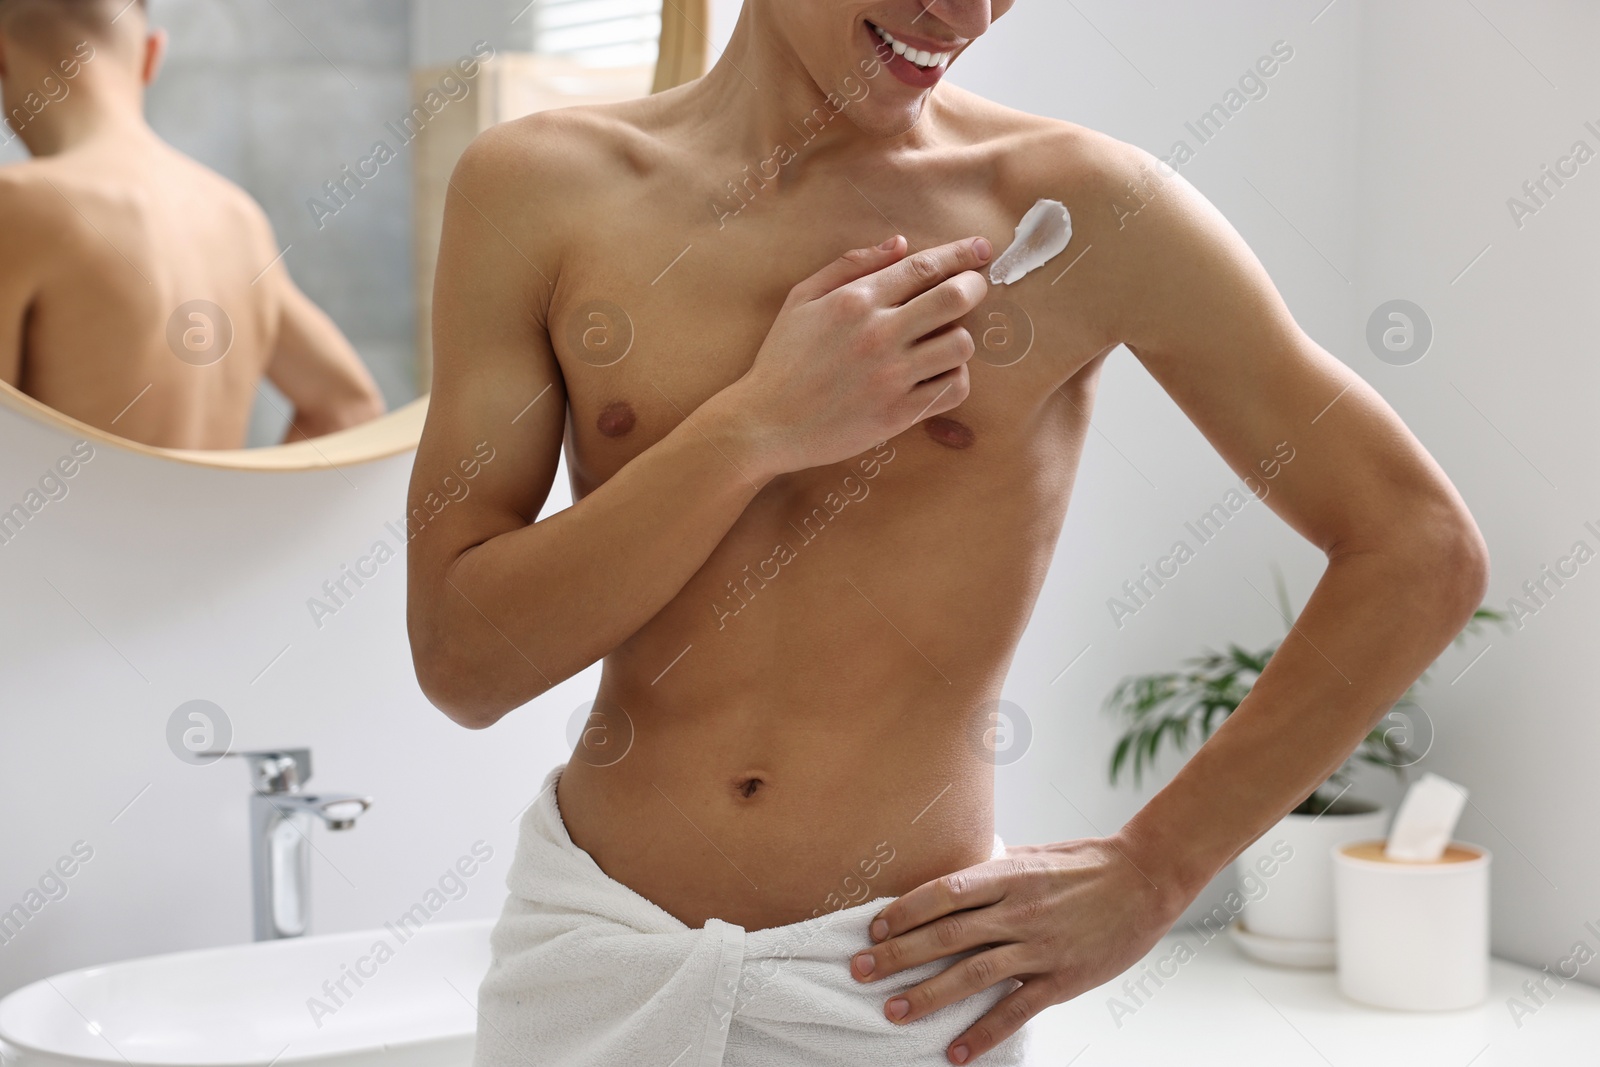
[146,0,419,445]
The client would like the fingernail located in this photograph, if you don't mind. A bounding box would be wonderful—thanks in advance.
[871,918,889,940]
[887,998,910,1021]
[853,953,875,977]
[879,235,900,250]
[952,1044,970,1063]
[973,236,992,260]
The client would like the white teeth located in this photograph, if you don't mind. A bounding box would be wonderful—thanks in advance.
[871,23,951,70]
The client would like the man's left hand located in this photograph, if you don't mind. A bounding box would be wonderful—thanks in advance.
[849,835,1187,1064]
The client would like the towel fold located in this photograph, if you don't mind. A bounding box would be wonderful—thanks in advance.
[470,761,1033,1066]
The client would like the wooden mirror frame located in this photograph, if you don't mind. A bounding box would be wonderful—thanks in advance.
[0,0,710,472]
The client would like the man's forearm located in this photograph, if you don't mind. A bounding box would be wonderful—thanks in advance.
[414,391,776,726]
[1114,516,1489,914]
[281,391,387,443]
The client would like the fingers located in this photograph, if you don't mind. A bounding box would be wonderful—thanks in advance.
[897,268,989,343]
[901,365,970,425]
[947,979,1052,1065]
[789,235,908,304]
[851,899,999,983]
[863,236,993,308]
[876,944,1030,1027]
[869,862,1008,948]
[904,323,976,384]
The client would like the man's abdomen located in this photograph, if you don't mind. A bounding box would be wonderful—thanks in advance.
[555,689,1002,931]
[554,462,1061,929]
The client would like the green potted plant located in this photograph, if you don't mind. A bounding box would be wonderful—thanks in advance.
[1104,566,1507,963]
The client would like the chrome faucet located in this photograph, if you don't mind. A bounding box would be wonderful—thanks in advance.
[217,749,373,941]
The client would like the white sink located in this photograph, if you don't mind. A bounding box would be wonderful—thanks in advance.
[0,919,492,1067]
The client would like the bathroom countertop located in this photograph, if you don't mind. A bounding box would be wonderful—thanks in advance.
[1024,933,1596,1066]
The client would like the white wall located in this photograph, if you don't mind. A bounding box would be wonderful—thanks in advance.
[2,0,1595,1003]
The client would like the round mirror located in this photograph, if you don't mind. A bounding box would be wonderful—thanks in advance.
[0,0,706,469]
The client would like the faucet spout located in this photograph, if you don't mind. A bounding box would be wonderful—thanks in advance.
[266,792,373,831]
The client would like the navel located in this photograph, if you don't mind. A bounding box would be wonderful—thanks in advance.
[734,775,765,799]
[924,415,975,450]
[596,400,636,438]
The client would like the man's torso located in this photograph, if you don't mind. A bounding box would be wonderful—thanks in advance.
[524,85,1128,931]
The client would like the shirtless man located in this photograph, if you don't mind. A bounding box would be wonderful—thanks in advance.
[407,1,1490,1061]
[0,0,385,450]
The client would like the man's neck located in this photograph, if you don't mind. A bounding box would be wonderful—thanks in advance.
[687,5,933,169]
[16,96,150,156]
[6,68,151,157]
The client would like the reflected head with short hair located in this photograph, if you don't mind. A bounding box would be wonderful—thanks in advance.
[0,0,164,153]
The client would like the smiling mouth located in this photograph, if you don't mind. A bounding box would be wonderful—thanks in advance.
[865,20,955,71]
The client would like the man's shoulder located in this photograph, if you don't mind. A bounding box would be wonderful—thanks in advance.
[939,91,1218,318]
[0,161,75,228]
[445,101,668,271]
[453,102,660,204]
[936,88,1166,209]
[155,147,277,246]
[0,163,86,278]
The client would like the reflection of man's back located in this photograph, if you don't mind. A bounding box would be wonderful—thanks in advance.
[0,0,384,450]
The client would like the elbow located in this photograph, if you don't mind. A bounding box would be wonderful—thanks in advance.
[303,391,388,438]
[1330,495,1491,624]
[344,389,389,427]
[409,633,514,731]
[1442,514,1492,621]
[415,658,510,731]
[1401,501,1492,625]
[408,574,573,728]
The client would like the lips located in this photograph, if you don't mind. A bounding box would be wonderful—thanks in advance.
[864,19,959,89]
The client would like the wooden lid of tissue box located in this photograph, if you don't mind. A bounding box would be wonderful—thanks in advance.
[1339,840,1484,865]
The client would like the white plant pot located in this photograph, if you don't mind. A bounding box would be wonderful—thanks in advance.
[1234,797,1390,944]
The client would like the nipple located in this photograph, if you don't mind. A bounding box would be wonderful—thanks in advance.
[596,400,636,438]
[988,198,1072,285]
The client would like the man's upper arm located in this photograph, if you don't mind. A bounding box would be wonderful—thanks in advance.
[239,191,383,428]
[1092,141,1477,560]
[406,116,577,598]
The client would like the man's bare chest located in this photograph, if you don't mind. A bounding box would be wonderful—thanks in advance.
[544,173,1113,496]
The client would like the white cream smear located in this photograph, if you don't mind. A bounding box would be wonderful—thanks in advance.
[988,198,1072,285]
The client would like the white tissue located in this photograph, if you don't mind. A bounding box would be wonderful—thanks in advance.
[1384,772,1468,862]
[988,198,1072,285]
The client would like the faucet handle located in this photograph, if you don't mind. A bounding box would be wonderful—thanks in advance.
[207,749,313,793]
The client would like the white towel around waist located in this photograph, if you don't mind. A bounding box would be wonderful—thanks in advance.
[470,761,1033,1067]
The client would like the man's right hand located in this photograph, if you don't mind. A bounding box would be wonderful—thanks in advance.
[713,235,994,478]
